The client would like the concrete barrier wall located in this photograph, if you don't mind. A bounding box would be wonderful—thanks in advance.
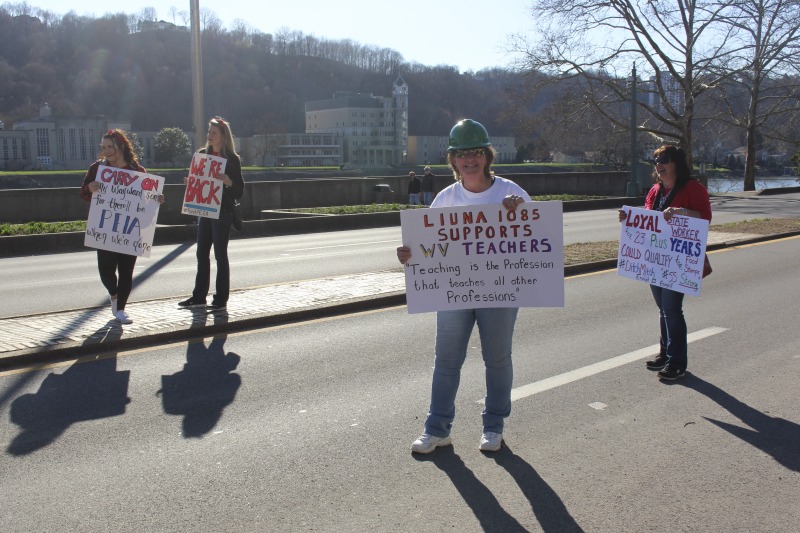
[0,171,629,224]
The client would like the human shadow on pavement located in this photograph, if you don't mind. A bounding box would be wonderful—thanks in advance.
[489,445,585,533]
[679,375,800,472]
[6,323,129,456]
[34,242,194,348]
[413,445,529,532]
[158,314,241,438]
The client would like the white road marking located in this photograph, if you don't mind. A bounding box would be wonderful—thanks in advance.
[481,327,728,404]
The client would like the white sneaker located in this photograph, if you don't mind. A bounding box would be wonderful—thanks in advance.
[110,296,118,317]
[115,309,133,325]
[411,433,451,454]
[479,431,503,452]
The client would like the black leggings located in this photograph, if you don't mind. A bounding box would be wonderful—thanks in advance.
[97,250,137,310]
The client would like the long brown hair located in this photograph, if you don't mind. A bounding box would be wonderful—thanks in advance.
[651,145,691,186]
[102,129,138,166]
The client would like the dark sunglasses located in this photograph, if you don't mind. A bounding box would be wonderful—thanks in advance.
[453,148,486,159]
[653,156,673,165]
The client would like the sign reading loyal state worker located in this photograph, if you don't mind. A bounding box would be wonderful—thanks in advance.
[84,165,164,258]
[181,151,227,219]
[400,201,564,313]
[617,206,709,296]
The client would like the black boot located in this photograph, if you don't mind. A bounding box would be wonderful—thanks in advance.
[645,348,668,370]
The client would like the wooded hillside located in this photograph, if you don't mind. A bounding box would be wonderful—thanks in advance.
[0,8,534,140]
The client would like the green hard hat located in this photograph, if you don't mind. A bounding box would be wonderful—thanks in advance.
[448,119,491,150]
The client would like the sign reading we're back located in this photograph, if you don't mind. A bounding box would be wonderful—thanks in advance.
[181,151,227,219]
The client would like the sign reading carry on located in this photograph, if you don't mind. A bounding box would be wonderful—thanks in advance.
[84,165,164,258]
[400,201,565,313]
[181,151,227,219]
[617,206,709,296]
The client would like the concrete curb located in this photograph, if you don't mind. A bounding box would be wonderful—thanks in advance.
[4,229,799,369]
[0,292,407,370]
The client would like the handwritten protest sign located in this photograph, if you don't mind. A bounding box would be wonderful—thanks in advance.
[181,151,227,219]
[400,201,564,313]
[84,165,164,258]
[617,206,709,296]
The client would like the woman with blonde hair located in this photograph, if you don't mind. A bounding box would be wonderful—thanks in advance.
[179,116,244,310]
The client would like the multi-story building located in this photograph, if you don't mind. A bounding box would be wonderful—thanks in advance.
[305,77,409,168]
[646,71,684,115]
[407,133,516,166]
[4,103,132,170]
[238,133,342,167]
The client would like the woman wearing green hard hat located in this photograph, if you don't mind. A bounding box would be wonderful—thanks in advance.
[397,119,531,453]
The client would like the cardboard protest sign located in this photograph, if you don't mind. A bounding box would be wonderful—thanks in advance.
[84,165,164,258]
[400,201,564,313]
[181,151,227,219]
[617,206,709,296]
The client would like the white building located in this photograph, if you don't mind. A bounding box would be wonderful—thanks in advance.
[238,133,342,167]
[305,77,409,168]
[646,71,684,115]
[407,133,516,166]
[6,103,131,170]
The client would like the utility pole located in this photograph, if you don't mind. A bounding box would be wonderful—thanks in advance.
[190,0,204,149]
[627,64,639,197]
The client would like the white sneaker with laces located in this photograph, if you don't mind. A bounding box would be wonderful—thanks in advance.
[479,431,503,452]
[410,433,451,454]
[110,296,118,317]
[115,309,133,325]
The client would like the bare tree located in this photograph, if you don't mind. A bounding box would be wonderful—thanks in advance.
[200,7,222,33]
[230,18,251,43]
[139,7,157,22]
[516,0,739,167]
[168,6,177,25]
[714,0,800,190]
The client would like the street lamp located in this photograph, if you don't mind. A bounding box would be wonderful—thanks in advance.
[190,0,204,149]
[626,64,639,197]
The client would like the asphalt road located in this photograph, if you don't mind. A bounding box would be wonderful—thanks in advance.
[1,236,798,532]
[3,193,798,319]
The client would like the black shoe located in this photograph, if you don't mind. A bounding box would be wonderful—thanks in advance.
[209,301,227,310]
[658,366,686,381]
[178,297,206,308]
[645,353,668,371]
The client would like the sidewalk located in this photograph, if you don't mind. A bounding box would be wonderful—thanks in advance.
[0,230,779,369]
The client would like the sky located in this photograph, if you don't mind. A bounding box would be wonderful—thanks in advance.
[26,0,538,73]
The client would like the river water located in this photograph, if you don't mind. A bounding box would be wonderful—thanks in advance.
[706,176,799,193]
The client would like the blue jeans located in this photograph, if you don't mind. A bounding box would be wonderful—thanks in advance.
[425,307,519,437]
[423,191,433,205]
[650,285,687,370]
[193,209,232,304]
[408,193,420,205]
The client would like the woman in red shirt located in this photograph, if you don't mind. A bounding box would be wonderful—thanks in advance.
[633,145,711,380]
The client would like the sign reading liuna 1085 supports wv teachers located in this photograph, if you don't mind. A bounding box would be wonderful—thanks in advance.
[84,165,164,258]
[617,206,709,296]
[181,151,227,219]
[400,201,564,313]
